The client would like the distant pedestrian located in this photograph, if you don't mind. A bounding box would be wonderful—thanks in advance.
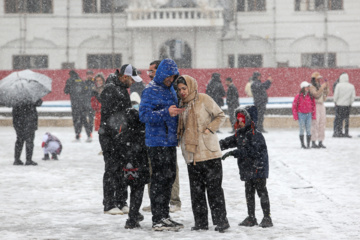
[220,105,273,228]
[84,70,96,137]
[91,73,105,132]
[292,81,316,149]
[41,132,62,160]
[309,72,329,148]
[244,77,253,97]
[130,70,145,97]
[333,73,355,138]
[99,64,143,215]
[206,72,226,108]
[64,70,92,142]
[12,99,43,166]
[225,77,240,133]
[250,72,273,133]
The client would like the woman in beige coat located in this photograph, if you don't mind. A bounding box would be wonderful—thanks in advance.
[174,75,230,233]
[309,72,329,148]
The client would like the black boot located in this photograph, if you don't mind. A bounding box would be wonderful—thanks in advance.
[13,159,24,165]
[299,135,306,149]
[42,154,50,160]
[306,135,311,149]
[25,160,38,166]
[51,153,58,160]
[311,141,319,148]
[344,130,352,138]
[318,141,326,148]
[239,216,258,227]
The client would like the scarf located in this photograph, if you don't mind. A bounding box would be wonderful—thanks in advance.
[177,75,199,153]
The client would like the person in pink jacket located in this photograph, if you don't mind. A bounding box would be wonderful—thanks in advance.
[292,81,316,149]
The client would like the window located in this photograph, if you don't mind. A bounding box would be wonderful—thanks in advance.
[228,55,235,68]
[5,0,53,13]
[13,55,48,69]
[295,0,343,11]
[101,0,128,13]
[87,54,122,69]
[238,54,263,67]
[301,53,336,67]
[237,0,266,12]
[83,0,97,13]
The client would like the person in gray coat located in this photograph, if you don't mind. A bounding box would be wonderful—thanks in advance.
[333,73,356,138]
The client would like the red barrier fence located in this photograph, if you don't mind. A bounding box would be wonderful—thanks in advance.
[0,68,358,101]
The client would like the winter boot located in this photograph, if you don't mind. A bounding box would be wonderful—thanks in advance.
[311,141,320,149]
[344,129,352,138]
[306,135,311,148]
[124,219,141,229]
[25,160,38,166]
[299,135,306,149]
[239,216,258,227]
[259,216,273,228]
[318,141,326,148]
[191,225,209,231]
[42,154,50,160]
[13,159,24,165]
[214,220,230,233]
[51,153,58,160]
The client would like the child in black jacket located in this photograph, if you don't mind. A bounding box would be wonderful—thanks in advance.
[219,105,273,228]
[116,108,150,229]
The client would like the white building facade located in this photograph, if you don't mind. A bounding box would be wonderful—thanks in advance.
[0,0,359,70]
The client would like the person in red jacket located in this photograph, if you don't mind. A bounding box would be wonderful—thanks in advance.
[91,73,105,132]
[292,81,316,149]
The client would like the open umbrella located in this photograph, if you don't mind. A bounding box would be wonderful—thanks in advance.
[0,69,52,107]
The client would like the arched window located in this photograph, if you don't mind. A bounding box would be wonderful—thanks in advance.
[159,39,192,68]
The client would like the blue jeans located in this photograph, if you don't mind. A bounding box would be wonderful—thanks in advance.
[298,113,312,136]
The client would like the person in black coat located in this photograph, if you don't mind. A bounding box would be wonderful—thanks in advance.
[12,99,43,166]
[99,64,143,215]
[206,72,226,108]
[220,105,273,228]
[84,70,96,136]
[64,70,92,141]
[250,72,273,133]
[225,77,240,133]
[116,108,150,229]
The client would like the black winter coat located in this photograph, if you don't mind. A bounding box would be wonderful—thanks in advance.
[83,79,95,110]
[116,108,150,185]
[64,74,86,109]
[251,79,272,106]
[99,74,132,137]
[12,99,42,138]
[226,84,240,109]
[219,106,269,181]
[206,73,225,107]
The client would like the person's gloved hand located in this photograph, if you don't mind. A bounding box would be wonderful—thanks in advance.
[222,151,234,160]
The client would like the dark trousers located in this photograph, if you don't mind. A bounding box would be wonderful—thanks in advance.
[245,178,271,218]
[147,146,177,223]
[87,109,95,134]
[99,134,128,210]
[334,106,351,135]
[127,182,145,222]
[255,104,266,131]
[187,158,228,227]
[14,131,35,161]
[228,107,236,129]
[71,107,91,138]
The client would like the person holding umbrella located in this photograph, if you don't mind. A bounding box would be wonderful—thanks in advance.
[13,98,43,165]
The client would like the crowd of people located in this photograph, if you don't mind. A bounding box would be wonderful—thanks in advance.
[10,58,357,233]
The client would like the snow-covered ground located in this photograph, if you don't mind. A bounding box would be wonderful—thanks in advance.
[0,126,359,239]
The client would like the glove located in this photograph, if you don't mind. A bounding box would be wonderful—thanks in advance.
[221,151,233,160]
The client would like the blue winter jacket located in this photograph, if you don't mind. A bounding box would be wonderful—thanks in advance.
[219,105,269,181]
[139,59,179,147]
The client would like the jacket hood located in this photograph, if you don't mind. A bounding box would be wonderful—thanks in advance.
[153,58,179,87]
[235,105,258,127]
[339,73,349,83]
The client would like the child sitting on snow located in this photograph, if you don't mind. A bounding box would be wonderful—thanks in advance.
[115,108,150,229]
[41,132,62,160]
[219,105,273,228]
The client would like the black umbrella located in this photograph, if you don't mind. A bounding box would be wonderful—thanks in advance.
[0,69,52,107]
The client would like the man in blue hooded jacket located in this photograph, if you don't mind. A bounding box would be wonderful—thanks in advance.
[139,58,185,231]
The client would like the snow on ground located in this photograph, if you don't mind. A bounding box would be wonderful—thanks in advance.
[1,126,360,239]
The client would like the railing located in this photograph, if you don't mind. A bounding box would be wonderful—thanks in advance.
[126,8,224,27]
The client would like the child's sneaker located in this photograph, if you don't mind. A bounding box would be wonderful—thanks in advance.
[259,216,273,228]
[239,216,258,227]
[51,153,58,160]
[168,218,184,228]
[104,207,123,215]
[152,218,181,231]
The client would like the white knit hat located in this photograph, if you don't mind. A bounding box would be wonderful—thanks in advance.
[300,81,310,88]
